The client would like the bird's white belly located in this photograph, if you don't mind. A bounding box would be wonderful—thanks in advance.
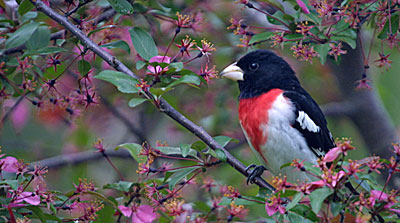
[244,94,318,183]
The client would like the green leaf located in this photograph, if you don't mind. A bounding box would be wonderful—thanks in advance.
[204,148,217,157]
[149,87,173,97]
[132,2,147,13]
[23,46,67,57]
[167,75,200,88]
[169,62,183,71]
[303,161,322,176]
[286,192,303,211]
[218,196,233,206]
[179,143,191,157]
[0,180,19,190]
[330,202,345,217]
[163,171,174,183]
[21,11,37,23]
[331,29,357,49]
[280,189,298,198]
[107,0,134,15]
[26,206,62,222]
[287,212,313,223]
[100,40,131,54]
[303,11,322,25]
[169,167,199,190]
[5,22,39,49]
[103,181,134,192]
[309,187,333,214]
[26,26,50,50]
[160,75,172,83]
[56,39,66,47]
[257,187,273,198]
[215,149,227,161]
[18,0,35,16]
[315,43,330,65]
[155,146,198,159]
[290,204,320,222]
[214,135,237,147]
[267,11,286,25]
[284,33,303,40]
[377,14,399,39]
[78,60,91,75]
[94,205,114,223]
[88,25,118,37]
[128,98,147,108]
[115,143,144,163]
[249,32,274,45]
[95,70,139,93]
[191,141,207,151]
[136,60,146,70]
[25,206,45,222]
[129,27,158,60]
[194,201,211,212]
[280,162,292,169]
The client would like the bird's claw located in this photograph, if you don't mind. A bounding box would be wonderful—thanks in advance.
[245,164,267,185]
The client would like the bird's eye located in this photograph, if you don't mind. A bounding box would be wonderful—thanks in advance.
[249,63,259,71]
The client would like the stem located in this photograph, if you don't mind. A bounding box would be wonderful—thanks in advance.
[102,152,125,181]
[183,53,202,64]
[65,0,91,17]
[247,4,290,28]
[163,29,179,62]
[158,154,200,162]
[0,94,25,125]
[238,196,264,204]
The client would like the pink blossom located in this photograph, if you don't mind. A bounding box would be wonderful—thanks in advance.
[15,192,41,205]
[147,56,171,75]
[0,156,18,172]
[265,195,285,216]
[119,205,158,223]
[323,141,355,162]
[323,146,342,162]
[296,0,310,14]
[119,205,132,217]
[371,190,387,201]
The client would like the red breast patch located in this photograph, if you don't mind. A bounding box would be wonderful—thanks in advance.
[238,89,283,164]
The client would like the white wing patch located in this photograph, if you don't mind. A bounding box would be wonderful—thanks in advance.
[311,147,325,157]
[296,111,320,133]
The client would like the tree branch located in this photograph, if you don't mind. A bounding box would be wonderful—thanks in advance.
[30,0,276,191]
[30,149,131,169]
[320,101,356,118]
[31,139,246,170]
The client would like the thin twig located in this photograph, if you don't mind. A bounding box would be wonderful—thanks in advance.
[1,94,25,125]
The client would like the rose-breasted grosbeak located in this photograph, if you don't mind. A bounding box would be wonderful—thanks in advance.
[220,50,335,183]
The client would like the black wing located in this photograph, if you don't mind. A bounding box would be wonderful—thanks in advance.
[283,89,335,158]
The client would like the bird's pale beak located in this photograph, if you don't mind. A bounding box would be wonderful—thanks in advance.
[219,62,244,81]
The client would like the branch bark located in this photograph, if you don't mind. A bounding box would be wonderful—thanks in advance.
[30,0,276,191]
[30,149,131,169]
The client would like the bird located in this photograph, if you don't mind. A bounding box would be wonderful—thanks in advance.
[219,49,335,183]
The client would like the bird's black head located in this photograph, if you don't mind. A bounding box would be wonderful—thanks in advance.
[220,50,300,99]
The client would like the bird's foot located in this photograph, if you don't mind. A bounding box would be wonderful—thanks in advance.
[245,164,267,185]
